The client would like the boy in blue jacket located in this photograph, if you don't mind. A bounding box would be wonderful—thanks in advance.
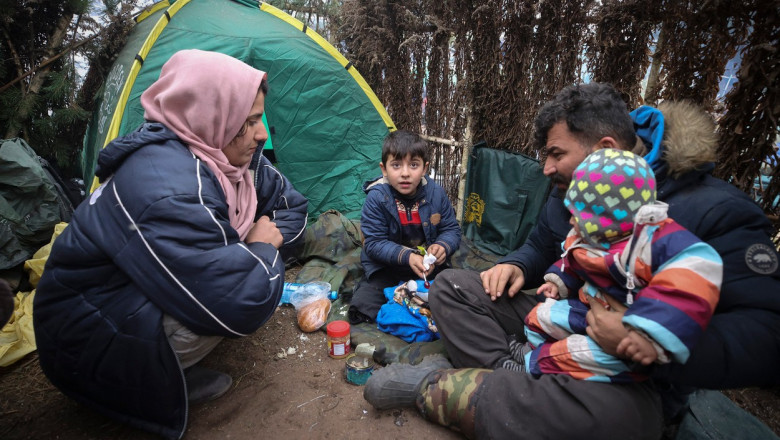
[349,130,461,324]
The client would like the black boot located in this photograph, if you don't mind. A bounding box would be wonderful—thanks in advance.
[184,365,233,404]
[363,354,452,410]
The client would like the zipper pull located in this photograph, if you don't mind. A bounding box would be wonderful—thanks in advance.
[626,274,635,305]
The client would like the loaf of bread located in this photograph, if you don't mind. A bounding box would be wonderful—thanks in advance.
[296,297,331,332]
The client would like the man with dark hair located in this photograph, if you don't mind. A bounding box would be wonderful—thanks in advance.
[364,82,780,439]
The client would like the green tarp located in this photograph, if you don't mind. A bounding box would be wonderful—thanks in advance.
[81,0,394,220]
[0,139,68,270]
[461,143,550,256]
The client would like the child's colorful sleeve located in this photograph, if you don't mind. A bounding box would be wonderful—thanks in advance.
[543,256,583,299]
[542,231,585,298]
[622,222,723,364]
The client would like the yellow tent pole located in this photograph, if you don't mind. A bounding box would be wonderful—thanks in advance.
[258,2,396,132]
[90,0,192,192]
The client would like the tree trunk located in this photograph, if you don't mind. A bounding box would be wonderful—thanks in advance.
[643,27,664,106]
[456,113,473,222]
[5,11,74,138]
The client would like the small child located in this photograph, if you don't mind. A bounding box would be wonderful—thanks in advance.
[510,149,722,383]
[348,130,461,324]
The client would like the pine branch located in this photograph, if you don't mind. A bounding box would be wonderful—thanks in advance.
[0,32,98,94]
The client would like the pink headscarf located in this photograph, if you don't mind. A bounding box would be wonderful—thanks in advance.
[141,49,266,240]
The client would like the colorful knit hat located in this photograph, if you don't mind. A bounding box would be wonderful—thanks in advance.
[564,149,656,248]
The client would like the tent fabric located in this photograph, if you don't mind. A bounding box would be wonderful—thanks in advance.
[0,222,65,366]
[82,0,394,220]
[461,143,550,256]
[0,138,69,270]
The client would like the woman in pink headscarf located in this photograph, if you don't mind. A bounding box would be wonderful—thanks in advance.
[35,50,307,438]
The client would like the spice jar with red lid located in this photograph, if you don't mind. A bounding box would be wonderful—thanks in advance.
[326,320,350,359]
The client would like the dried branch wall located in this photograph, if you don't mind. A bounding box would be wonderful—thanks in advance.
[715,1,780,235]
[587,0,659,108]
[335,1,779,233]
[648,0,751,111]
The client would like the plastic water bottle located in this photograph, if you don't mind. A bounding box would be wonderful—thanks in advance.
[280,282,338,305]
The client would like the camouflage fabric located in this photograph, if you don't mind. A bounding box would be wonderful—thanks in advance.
[449,236,503,272]
[293,209,364,299]
[325,297,349,324]
[417,368,491,440]
[350,322,447,365]
[291,210,504,363]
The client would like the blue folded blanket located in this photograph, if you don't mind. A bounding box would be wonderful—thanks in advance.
[376,280,440,343]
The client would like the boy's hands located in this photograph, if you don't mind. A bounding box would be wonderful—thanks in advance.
[409,253,429,279]
[409,245,446,281]
[617,330,658,365]
[537,282,560,299]
[426,244,447,265]
[245,215,283,249]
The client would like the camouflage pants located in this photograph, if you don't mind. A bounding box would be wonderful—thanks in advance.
[416,368,490,440]
[416,366,664,440]
[424,269,664,440]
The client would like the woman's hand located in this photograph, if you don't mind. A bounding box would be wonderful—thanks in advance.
[245,215,283,249]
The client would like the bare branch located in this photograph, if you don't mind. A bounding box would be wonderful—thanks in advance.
[0,32,98,94]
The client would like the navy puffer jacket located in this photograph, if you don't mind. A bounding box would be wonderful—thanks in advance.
[499,102,780,389]
[360,176,461,277]
[33,123,306,439]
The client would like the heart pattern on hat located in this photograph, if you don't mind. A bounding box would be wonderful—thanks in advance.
[565,149,656,248]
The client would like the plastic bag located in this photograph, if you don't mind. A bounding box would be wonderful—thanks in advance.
[290,281,332,332]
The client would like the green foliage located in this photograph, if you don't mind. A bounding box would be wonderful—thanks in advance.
[43,70,75,102]
[0,0,143,177]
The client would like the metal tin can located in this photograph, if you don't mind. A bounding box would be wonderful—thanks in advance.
[344,353,375,385]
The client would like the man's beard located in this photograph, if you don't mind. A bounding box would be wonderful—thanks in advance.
[550,173,569,188]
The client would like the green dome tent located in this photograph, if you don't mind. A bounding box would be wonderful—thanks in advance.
[82,0,395,219]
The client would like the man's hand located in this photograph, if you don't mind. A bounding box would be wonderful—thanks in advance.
[585,295,628,356]
[480,263,525,301]
[426,244,447,265]
[617,330,658,366]
[245,215,283,249]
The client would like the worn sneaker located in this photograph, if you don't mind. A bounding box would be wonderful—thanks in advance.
[184,365,233,405]
[363,354,453,410]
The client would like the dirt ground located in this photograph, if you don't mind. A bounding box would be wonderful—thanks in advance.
[0,266,778,439]
[0,268,459,440]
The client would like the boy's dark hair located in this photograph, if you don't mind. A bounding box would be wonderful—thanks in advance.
[534,82,636,150]
[382,130,429,164]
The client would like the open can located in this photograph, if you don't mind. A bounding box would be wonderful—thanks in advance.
[344,353,375,385]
